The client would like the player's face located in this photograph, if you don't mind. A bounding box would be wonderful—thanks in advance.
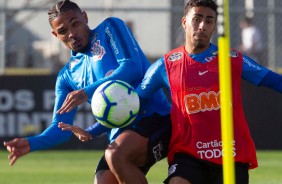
[182,6,216,53]
[51,10,91,52]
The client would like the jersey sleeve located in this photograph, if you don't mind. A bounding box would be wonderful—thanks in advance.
[242,54,269,85]
[84,17,147,97]
[242,54,282,93]
[27,73,76,151]
[258,70,282,93]
[136,57,170,99]
[85,122,110,137]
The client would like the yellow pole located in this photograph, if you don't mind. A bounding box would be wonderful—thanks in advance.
[217,0,235,183]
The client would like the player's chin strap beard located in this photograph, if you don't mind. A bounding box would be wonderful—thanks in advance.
[194,42,206,50]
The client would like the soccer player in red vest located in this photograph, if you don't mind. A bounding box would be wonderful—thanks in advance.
[136,0,282,183]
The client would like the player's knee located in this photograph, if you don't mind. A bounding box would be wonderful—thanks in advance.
[105,145,125,167]
[95,170,118,184]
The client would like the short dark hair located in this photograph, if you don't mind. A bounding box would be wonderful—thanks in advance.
[48,0,82,26]
[184,0,218,18]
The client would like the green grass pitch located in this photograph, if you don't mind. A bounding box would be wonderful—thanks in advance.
[1,150,282,184]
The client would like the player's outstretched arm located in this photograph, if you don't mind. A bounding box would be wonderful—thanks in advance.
[3,138,30,166]
[56,89,88,114]
[58,122,92,142]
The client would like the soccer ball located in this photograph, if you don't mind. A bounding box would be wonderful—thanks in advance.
[91,80,140,128]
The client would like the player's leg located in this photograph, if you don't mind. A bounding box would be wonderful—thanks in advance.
[94,155,118,184]
[164,153,208,184]
[95,170,117,184]
[105,113,171,184]
[168,177,192,184]
[105,130,148,184]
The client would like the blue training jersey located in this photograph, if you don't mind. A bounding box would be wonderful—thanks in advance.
[27,17,171,151]
[137,43,282,100]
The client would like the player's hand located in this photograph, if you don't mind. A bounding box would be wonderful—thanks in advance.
[3,138,30,166]
[56,89,88,114]
[58,122,92,142]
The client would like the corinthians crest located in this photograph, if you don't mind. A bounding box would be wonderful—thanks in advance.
[168,52,183,62]
[91,40,106,62]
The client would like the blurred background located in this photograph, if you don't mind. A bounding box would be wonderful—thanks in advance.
[0,0,281,150]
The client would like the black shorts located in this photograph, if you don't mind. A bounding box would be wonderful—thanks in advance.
[96,113,172,175]
[164,153,249,184]
[95,155,109,174]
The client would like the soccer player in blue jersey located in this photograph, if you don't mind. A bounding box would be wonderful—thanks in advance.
[3,1,171,184]
[135,0,282,184]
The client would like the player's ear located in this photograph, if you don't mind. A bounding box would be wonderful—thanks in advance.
[82,11,88,24]
[182,16,187,29]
